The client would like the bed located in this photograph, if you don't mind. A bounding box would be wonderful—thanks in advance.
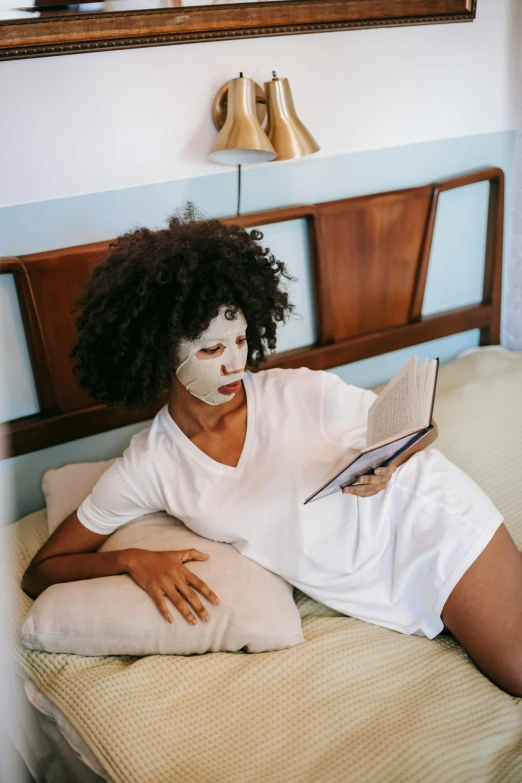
[4,166,522,783]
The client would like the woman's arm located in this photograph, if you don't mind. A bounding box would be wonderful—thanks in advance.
[21,510,219,625]
[21,510,125,599]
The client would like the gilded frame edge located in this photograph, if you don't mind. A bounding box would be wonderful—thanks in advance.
[0,0,477,61]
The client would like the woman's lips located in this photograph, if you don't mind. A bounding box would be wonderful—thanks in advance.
[220,380,241,393]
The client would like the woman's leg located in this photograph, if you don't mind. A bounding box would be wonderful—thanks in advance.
[441,522,522,696]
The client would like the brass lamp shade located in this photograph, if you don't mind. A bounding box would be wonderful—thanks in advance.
[264,76,320,161]
[209,77,277,165]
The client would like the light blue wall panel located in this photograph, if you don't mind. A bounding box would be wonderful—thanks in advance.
[254,219,317,353]
[0,131,515,522]
[423,182,489,316]
[0,275,39,422]
[240,132,514,213]
[0,171,238,257]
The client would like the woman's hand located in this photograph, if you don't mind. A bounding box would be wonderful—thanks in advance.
[123,548,220,625]
[342,419,438,499]
[342,464,397,498]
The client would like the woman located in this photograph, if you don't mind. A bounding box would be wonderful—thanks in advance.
[22,206,522,696]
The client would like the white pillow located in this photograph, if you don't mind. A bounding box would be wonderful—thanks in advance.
[43,459,116,534]
[21,462,304,656]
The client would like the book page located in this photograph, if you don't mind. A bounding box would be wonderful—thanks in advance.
[366,355,423,447]
[422,360,438,422]
[416,358,428,409]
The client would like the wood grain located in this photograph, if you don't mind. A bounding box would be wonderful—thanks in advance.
[0,0,476,61]
[314,187,433,341]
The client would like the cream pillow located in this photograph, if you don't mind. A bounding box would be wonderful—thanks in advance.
[43,459,116,534]
[20,462,304,656]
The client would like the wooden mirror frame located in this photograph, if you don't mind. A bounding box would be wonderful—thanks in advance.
[1,0,476,62]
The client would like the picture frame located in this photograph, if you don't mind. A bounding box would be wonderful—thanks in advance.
[0,0,476,62]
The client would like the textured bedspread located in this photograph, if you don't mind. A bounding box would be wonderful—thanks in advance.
[5,348,522,783]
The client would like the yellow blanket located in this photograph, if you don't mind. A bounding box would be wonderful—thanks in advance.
[6,348,522,783]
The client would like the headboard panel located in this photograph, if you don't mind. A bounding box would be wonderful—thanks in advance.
[1,166,504,458]
[4,242,111,418]
[313,185,434,340]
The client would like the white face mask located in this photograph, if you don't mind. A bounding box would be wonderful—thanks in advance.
[175,307,248,406]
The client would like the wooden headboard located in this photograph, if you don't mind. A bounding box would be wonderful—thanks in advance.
[0,166,504,459]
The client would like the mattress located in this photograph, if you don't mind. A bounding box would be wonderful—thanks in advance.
[6,346,522,783]
[11,667,110,783]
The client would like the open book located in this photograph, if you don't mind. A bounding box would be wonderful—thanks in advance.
[304,355,439,504]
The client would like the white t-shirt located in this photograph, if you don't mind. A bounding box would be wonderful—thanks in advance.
[78,368,503,639]
[78,368,377,601]
[77,365,504,638]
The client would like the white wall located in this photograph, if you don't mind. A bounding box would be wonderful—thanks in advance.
[0,0,518,207]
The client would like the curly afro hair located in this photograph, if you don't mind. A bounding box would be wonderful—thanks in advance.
[71,203,295,410]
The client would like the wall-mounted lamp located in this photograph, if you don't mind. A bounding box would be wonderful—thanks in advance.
[209,71,320,213]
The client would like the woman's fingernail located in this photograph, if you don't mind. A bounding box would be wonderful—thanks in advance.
[375,469,382,475]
